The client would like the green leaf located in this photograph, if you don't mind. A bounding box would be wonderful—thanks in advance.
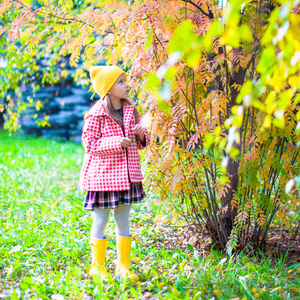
[238,24,253,42]
[257,45,276,73]
[11,290,19,300]
[227,245,232,257]
[220,175,229,184]
[165,66,178,81]
[207,19,223,37]
[168,20,198,54]
[294,94,300,105]
[272,117,284,128]
[20,282,29,291]
[144,29,153,51]
[187,244,194,252]
[204,133,214,149]
[23,277,32,284]
[229,147,240,158]
[157,98,171,115]
[224,3,241,27]
[130,287,140,300]
[186,50,201,68]
[145,73,160,91]
[238,276,255,299]
[176,277,185,293]
[194,250,200,262]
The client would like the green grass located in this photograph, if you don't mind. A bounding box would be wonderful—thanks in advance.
[0,130,299,299]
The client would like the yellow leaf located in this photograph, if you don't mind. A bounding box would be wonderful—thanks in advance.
[288,75,300,88]
[179,262,185,271]
[213,288,222,296]
[263,115,272,128]
[270,287,282,293]
[35,100,43,111]
[61,70,68,78]
[171,288,182,295]
[132,257,140,263]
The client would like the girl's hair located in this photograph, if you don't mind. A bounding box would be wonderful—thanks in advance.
[96,95,139,126]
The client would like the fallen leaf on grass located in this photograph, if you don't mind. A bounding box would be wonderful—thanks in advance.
[270,287,282,293]
[179,261,185,271]
[132,257,140,263]
[172,288,182,295]
[213,288,222,296]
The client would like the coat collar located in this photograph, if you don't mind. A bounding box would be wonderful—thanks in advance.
[87,101,134,137]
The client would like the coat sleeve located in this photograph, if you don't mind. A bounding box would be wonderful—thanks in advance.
[135,108,150,150]
[82,115,123,156]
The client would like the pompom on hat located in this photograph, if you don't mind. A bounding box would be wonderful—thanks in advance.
[89,65,125,98]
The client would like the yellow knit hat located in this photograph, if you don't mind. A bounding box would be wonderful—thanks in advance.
[89,66,125,98]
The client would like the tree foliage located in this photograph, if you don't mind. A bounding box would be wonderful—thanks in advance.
[1,0,300,250]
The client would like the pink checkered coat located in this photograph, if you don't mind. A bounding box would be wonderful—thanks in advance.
[80,102,149,191]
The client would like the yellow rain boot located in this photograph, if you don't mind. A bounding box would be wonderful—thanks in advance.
[89,237,111,280]
[115,235,139,281]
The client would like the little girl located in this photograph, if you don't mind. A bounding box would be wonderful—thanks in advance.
[80,65,149,281]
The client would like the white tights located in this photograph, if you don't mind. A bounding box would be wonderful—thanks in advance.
[90,204,132,239]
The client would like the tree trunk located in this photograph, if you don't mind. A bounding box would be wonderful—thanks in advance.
[221,48,246,237]
[0,112,4,128]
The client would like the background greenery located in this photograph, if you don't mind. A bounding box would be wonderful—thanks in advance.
[0,130,299,299]
[1,0,300,250]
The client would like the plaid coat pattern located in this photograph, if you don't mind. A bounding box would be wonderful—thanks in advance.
[80,102,149,191]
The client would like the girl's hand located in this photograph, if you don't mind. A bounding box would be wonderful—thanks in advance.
[120,137,131,149]
[134,124,145,144]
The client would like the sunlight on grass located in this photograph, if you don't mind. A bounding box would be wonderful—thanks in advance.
[0,131,299,299]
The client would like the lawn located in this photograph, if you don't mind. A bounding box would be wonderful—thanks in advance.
[0,130,299,299]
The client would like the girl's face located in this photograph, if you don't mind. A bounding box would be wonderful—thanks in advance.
[109,73,129,100]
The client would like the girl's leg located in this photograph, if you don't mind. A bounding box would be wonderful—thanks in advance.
[114,204,138,281]
[91,208,111,239]
[89,208,111,279]
[114,204,131,237]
